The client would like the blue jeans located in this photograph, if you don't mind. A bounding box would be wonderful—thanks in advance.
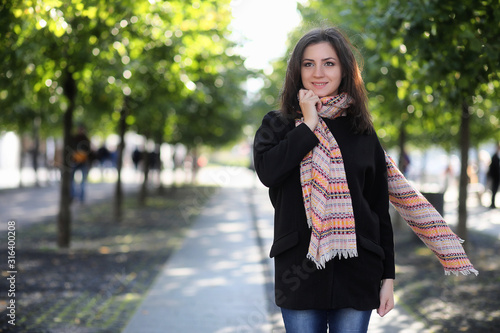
[281,307,372,333]
[71,163,88,202]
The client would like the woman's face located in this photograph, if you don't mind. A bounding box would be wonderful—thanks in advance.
[300,42,343,98]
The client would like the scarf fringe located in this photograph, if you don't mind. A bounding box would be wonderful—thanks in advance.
[307,249,358,269]
[445,268,479,276]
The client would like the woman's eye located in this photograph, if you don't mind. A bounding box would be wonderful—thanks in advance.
[303,62,314,67]
[325,61,335,66]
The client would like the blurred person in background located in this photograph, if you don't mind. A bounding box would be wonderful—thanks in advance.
[487,143,500,209]
[70,124,92,203]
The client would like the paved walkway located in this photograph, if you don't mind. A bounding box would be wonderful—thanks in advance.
[123,186,272,333]
[0,182,137,231]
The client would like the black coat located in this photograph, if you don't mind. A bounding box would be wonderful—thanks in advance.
[253,111,395,311]
[488,153,500,182]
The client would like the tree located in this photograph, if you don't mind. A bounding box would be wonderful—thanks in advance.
[2,0,139,246]
[118,0,252,200]
[0,1,60,186]
[1,0,254,246]
[373,0,500,241]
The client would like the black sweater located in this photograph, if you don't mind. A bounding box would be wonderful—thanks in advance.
[253,111,395,310]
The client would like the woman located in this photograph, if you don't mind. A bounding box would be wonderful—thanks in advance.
[253,27,394,332]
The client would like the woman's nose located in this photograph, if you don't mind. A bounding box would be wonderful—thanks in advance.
[313,65,324,77]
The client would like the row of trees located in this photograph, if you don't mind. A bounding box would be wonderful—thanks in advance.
[0,0,256,247]
[1,0,498,247]
[255,0,500,241]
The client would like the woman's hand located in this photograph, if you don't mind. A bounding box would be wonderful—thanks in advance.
[377,279,395,317]
[298,89,321,131]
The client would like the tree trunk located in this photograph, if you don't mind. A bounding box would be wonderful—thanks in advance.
[191,147,199,184]
[114,98,128,222]
[32,116,41,187]
[18,136,25,188]
[57,70,76,248]
[457,100,470,244]
[155,141,164,195]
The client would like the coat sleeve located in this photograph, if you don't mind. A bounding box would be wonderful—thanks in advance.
[372,138,396,279]
[253,111,319,188]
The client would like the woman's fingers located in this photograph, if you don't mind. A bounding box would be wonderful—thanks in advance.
[298,89,320,131]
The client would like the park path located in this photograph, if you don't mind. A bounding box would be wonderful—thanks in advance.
[0,181,137,231]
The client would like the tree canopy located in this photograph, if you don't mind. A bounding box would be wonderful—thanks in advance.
[0,0,253,147]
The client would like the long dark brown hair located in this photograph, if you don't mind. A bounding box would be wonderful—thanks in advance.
[280,27,373,134]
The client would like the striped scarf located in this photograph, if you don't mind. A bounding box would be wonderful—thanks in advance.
[297,93,478,276]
